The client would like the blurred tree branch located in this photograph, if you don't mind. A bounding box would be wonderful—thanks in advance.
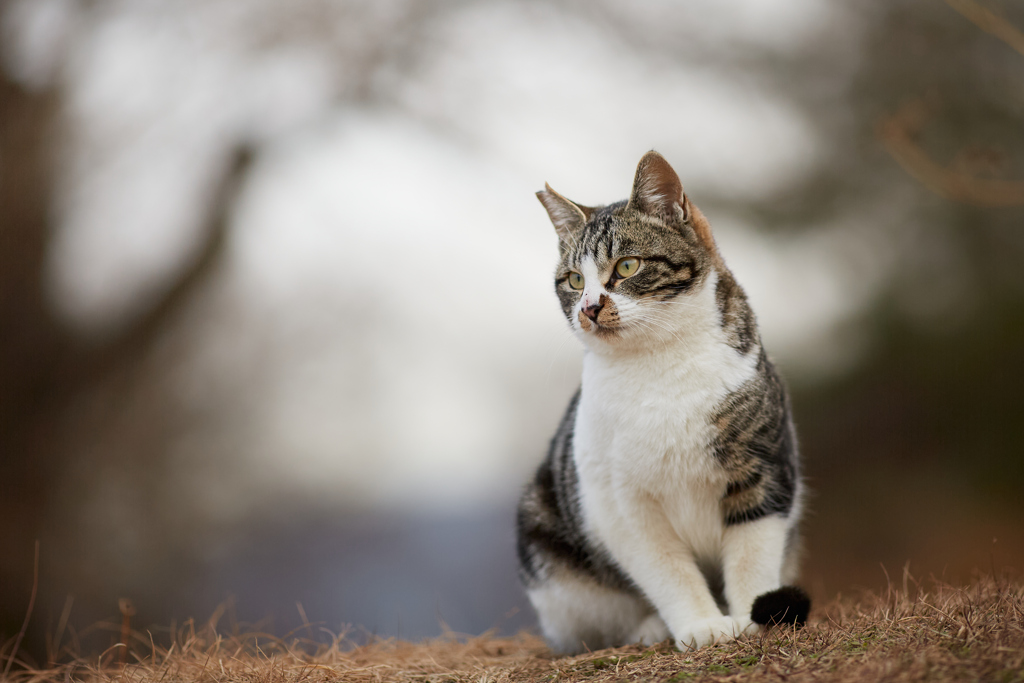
[878,0,1024,207]
[879,99,1024,207]
[946,0,1024,57]
[82,146,253,387]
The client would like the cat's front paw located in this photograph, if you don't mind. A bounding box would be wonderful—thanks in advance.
[732,617,761,638]
[674,617,752,651]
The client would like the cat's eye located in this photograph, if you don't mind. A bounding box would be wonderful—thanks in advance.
[615,257,640,278]
[568,272,585,290]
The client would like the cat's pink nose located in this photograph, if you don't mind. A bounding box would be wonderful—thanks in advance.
[582,295,607,322]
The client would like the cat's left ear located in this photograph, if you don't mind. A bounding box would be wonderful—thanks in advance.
[627,150,687,220]
[629,150,720,262]
[536,183,594,246]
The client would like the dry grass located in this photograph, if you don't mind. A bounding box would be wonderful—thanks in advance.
[3,576,1023,683]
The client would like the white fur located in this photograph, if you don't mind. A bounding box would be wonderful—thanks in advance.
[529,579,672,653]
[554,264,793,650]
[722,515,790,630]
[630,613,671,647]
[528,573,654,653]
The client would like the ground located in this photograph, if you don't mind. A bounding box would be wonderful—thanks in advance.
[3,577,1022,682]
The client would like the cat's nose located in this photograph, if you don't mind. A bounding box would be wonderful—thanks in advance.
[582,295,607,321]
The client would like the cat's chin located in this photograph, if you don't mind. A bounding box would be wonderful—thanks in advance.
[578,323,625,341]
[590,325,622,338]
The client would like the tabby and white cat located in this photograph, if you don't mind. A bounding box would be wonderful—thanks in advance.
[516,151,809,654]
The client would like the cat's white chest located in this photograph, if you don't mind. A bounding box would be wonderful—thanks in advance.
[573,330,758,553]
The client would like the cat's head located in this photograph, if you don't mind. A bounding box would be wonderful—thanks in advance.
[537,151,733,351]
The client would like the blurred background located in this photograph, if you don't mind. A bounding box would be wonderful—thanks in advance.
[2,0,1023,662]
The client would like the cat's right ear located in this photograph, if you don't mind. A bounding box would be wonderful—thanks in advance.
[536,183,593,246]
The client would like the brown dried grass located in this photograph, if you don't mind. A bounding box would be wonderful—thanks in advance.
[3,575,1023,683]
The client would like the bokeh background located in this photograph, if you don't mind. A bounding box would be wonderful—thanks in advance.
[3,0,1023,662]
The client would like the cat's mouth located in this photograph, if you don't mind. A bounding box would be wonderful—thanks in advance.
[577,310,623,337]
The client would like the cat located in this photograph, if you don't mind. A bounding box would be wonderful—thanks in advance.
[516,151,809,654]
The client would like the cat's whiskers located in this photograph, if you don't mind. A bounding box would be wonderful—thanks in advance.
[628,318,673,350]
[622,313,688,350]
[639,298,705,312]
[619,313,656,341]
[634,305,688,339]
[607,299,681,348]
[641,316,688,348]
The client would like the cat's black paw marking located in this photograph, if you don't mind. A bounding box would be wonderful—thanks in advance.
[750,586,811,626]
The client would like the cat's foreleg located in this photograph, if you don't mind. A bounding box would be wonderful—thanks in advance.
[720,514,790,632]
[592,496,741,651]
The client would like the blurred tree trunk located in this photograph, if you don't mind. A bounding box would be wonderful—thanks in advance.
[0,60,67,641]
[0,54,251,651]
